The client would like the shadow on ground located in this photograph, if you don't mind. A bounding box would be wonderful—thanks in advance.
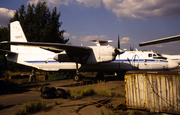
[58,75,124,87]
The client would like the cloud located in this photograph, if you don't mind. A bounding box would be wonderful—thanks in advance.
[72,36,77,39]
[28,0,180,20]
[76,0,102,8]
[155,45,163,48]
[103,0,180,20]
[0,8,15,26]
[80,35,109,41]
[63,32,71,38]
[121,37,131,44]
[28,0,72,6]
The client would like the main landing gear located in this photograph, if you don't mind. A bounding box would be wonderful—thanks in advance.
[73,63,84,82]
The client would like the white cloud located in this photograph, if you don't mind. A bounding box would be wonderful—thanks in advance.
[76,0,102,8]
[0,8,15,26]
[28,0,180,19]
[28,0,72,6]
[80,35,109,41]
[72,36,77,39]
[155,45,163,48]
[63,32,71,38]
[121,37,131,44]
[102,0,180,19]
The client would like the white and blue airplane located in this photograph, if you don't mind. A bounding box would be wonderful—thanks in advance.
[0,21,178,81]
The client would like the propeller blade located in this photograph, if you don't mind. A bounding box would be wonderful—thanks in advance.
[118,35,120,49]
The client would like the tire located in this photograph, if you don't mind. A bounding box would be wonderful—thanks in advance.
[73,74,83,81]
[40,87,56,94]
[56,88,71,99]
[41,93,56,99]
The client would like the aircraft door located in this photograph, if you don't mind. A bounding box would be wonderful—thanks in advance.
[132,54,139,68]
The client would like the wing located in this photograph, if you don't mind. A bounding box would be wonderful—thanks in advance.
[0,41,92,53]
[139,35,180,47]
[0,41,93,64]
[0,49,17,55]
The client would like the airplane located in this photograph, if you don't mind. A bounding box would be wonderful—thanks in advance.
[0,21,178,81]
[139,35,180,65]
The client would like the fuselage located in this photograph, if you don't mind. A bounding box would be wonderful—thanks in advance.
[6,48,178,72]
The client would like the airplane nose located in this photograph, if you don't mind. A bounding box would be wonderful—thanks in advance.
[168,59,179,70]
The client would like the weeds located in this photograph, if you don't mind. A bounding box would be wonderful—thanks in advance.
[70,88,95,99]
[14,100,47,115]
[97,89,124,97]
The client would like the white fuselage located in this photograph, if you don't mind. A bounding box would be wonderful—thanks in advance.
[6,48,178,72]
[162,54,180,65]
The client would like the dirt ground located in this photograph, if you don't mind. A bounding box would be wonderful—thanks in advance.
[0,76,173,115]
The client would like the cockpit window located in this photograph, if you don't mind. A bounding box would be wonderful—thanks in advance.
[153,53,167,60]
[148,54,152,57]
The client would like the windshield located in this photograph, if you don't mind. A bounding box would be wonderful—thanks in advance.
[153,53,167,60]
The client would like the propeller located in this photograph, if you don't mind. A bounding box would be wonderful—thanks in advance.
[115,35,125,55]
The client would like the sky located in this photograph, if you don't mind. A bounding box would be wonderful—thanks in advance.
[1,0,180,54]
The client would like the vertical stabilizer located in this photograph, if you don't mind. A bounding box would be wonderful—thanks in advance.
[10,21,55,54]
[10,21,27,42]
[10,21,30,53]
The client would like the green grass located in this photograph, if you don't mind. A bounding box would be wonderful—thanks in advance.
[97,89,124,97]
[69,88,123,99]
[14,100,47,115]
[70,88,95,99]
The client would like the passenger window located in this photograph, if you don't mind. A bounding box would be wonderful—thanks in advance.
[153,54,156,57]
[148,54,152,57]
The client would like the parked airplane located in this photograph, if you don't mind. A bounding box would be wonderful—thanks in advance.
[0,21,178,81]
[139,35,180,65]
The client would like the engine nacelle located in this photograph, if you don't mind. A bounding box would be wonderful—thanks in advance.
[54,46,121,64]
[86,46,117,64]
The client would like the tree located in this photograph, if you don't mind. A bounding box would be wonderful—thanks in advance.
[10,1,69,43]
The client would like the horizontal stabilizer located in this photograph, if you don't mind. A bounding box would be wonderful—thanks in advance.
[0,49,17,55]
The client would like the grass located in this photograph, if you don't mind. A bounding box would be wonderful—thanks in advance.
[69,88,95,99]
[14,100,47,115]
[68,88,124,99]
[97,89,124,97]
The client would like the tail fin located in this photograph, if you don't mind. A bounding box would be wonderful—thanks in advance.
[10,21,54,54]
[10,21,31,53]
[10,21,27,42]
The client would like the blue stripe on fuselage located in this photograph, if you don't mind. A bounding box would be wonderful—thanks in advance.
[25,61,59,63]
[114,59,168,62]
[25,59,168,63]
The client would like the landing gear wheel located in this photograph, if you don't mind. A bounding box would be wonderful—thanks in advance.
[73,74,83,81]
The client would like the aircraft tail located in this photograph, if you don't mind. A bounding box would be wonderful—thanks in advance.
[10,21,31,53]
[10,21,53,54]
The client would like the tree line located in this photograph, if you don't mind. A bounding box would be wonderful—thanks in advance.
[0,1,69,77]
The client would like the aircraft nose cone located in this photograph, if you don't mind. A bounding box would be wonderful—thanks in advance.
[168,59,179,70]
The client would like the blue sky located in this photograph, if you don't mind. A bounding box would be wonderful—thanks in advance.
[1,0,180,54]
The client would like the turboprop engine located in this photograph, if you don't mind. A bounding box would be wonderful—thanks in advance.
[54,45,124,64]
